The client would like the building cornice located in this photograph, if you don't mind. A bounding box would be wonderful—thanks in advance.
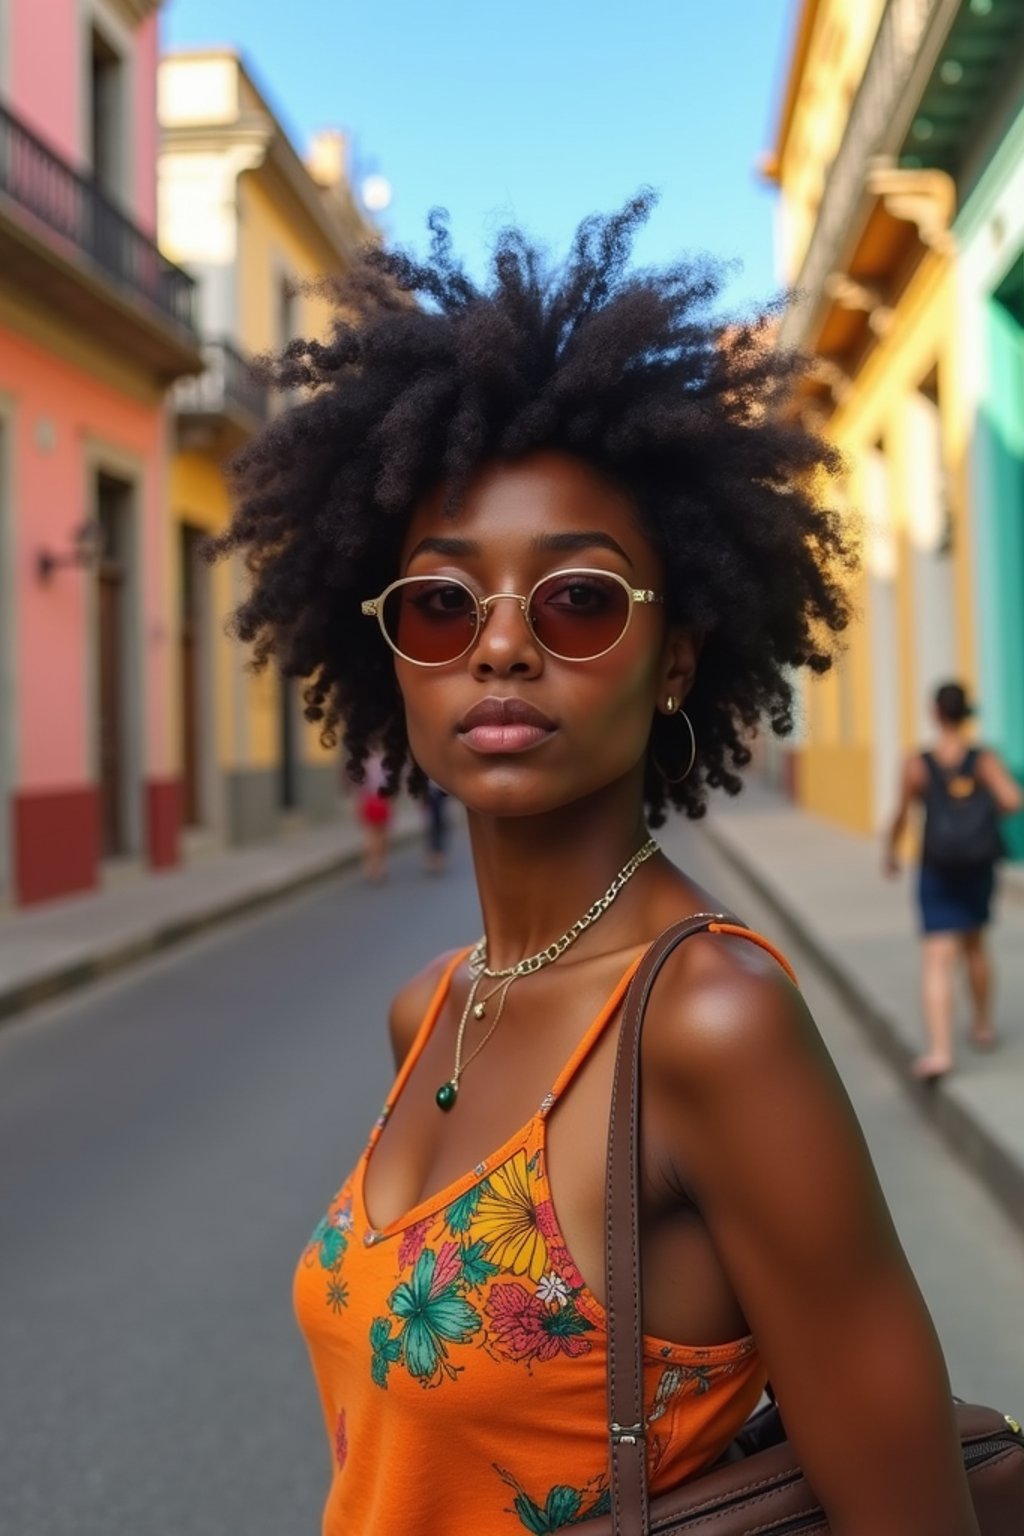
[762,0,823,183]
[778,0,961,351]
[159,117,274,166]
[866,162,956,256]
[159,51,374,266]
[109,0,162,25]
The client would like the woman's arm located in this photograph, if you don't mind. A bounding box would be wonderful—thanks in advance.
[977,750,1023,815]
[649,935,979,1536]
[884,754,925,875]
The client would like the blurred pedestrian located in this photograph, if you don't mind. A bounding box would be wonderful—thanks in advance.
[218,201,980,1534]
[885,681,1022,1081]
[357,753,392,882]
[422,780,449,874]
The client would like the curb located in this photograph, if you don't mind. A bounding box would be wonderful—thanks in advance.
[0,821,423,1026]
[703,816,1024,1239]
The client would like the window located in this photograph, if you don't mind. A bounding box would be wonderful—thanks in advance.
[90,26,123,200]
[907,381,957,739]
[276,273,300,410]
[278,274,297,349]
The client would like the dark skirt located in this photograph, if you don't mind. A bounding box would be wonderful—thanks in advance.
[918,862,995,935]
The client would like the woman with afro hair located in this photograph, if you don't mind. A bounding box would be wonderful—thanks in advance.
[216,196,978,1535]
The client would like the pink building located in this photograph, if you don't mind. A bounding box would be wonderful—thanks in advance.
[0,0,200,904]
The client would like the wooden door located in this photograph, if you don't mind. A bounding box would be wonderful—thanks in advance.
[0,421,8,896]
[98,556,124,856]
[96,473,131,859]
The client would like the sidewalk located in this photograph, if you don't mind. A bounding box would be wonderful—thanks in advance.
[704,787,1024,1235]
[0,801,423,1022]
[5,786,1021,1233]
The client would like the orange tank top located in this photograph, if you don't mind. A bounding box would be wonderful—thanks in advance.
[294,930,789,1534]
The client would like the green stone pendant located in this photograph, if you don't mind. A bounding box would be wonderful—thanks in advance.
[435,1081,457,1112]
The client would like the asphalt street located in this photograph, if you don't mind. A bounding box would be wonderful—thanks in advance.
[2,819,1023,1535]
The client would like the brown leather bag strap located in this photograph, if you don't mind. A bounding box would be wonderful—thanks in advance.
[604,913,737,1536]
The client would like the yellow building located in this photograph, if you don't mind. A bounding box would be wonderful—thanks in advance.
[765,0,1024,837]
[158,51,376,849]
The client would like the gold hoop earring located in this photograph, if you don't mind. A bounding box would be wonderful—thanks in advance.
[653,710,696,784]
[664,695,678,715]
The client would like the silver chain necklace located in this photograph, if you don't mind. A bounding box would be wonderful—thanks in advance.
[435,837,659,1112]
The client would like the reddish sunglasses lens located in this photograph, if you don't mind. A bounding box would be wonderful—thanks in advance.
[383,579,479,663]
[529,572,630,659]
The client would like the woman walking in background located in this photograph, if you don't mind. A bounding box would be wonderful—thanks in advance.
[357,753,393,882]
[423,780,450,874]
[885,681,1021,1081]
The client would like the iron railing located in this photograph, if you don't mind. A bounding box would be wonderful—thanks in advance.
[0,100,197,334]
[780,0,962,349]
[174,338,270,424]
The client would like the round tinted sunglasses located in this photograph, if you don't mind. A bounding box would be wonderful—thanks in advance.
[361,567,663,667]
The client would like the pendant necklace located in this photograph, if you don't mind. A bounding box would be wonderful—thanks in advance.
[435,836,659,1112]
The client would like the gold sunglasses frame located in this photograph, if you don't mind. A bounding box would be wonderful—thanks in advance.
[361,566,663,667]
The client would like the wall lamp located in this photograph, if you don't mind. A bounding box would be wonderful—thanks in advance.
[37,520,104,582]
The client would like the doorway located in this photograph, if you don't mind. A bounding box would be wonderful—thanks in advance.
[96,471,132,858]
[865,444,902,832]
[179,524,207,828]
[907,375,957,742]
[0,416,11,900]
[278,672,299,812]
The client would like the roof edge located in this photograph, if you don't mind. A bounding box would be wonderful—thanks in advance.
[763,0,823,183]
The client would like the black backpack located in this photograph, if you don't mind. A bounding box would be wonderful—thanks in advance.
[921,749,1004,871]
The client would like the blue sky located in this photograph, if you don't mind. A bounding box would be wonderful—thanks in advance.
[163,0,797,314]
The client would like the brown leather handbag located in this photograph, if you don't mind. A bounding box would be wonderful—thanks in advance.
[579,914,1024,1535]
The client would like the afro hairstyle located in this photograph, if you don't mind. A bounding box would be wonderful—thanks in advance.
[211,191,852,825]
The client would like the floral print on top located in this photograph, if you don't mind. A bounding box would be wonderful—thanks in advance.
[303,1190,354,1317]
[294,937,789,1535]
[358,1147,598,1390]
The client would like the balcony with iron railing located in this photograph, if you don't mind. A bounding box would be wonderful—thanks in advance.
[0,99,200,378]
[174,338,271,451]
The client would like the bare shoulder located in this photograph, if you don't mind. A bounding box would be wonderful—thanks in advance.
[643,926,819,1095]
[976,747,1023,810]
[975,746,999,783]
[905,751,928,793]
[640,920,881,1262]
[388,948,465,1071]
[639,923,860,1179]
